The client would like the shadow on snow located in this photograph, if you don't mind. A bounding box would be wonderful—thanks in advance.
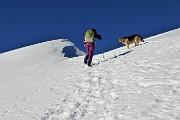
[62,46,79,58]
[94,50,132,66]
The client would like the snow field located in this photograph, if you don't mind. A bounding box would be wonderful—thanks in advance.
[0,29,180,120]
[40,29,180,120]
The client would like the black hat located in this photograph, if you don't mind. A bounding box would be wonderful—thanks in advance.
[91,29,97,33]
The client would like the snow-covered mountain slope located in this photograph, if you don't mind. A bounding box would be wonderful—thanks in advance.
[0,28,180,120]
[0,39,85,120]
[0,39,85,83]
[146,28,180,40]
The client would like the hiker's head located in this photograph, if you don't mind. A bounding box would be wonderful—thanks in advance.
[91,29,97,34]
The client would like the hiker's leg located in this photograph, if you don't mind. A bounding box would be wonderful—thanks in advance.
[87,43,95,64]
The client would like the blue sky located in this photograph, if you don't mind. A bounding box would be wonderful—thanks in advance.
[0,0,179,54]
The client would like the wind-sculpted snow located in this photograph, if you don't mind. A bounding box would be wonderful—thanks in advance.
[0,29,180,120]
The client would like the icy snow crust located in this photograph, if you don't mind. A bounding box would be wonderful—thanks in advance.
[0,29,180,120]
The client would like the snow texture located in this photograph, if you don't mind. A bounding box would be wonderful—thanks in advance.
[0,29,180,120]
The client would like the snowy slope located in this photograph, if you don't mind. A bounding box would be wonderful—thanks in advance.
[0,39,85,120]
[0,39,85,84]
[0,29,180,120]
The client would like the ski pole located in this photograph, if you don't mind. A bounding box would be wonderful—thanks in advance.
[100,40,105,59]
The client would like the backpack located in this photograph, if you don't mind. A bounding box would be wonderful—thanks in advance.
[85,30,94,38]
[84,30,94,42]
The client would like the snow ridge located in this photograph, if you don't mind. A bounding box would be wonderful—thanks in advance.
[0,29,180,120]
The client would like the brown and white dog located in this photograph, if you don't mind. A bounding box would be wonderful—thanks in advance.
[119,34,144,49]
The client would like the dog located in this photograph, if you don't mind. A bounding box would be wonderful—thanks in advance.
[119,34,144,49]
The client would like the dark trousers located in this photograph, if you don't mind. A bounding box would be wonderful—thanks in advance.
[84,42,95,63]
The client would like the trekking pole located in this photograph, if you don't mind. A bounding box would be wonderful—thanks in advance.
[100,40,105,59]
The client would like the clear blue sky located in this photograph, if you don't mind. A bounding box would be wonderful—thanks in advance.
[0,0,179,54]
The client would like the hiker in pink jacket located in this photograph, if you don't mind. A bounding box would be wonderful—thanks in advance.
[84,29,102,66]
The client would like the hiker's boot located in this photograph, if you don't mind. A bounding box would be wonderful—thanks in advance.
[87,62,92,67]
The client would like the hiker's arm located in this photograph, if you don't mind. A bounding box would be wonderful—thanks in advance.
[94,33,102,40]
